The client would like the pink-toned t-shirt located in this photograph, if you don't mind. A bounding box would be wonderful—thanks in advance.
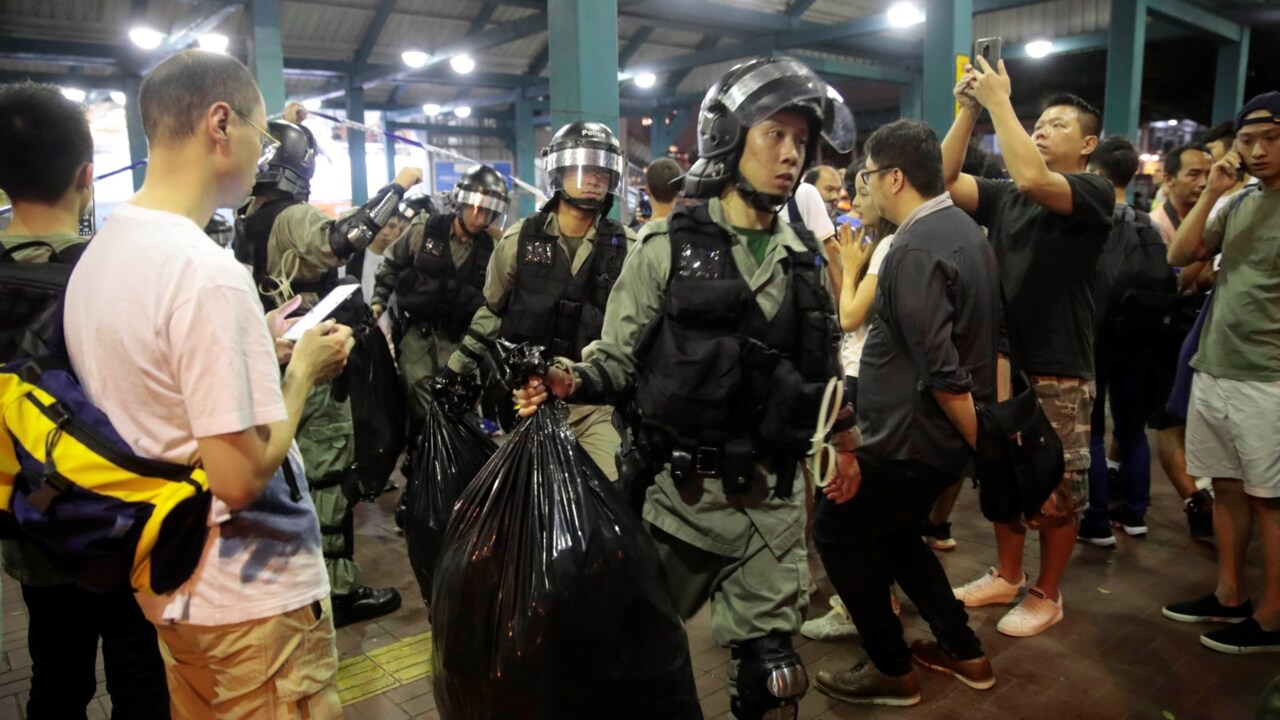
[64,203,328,626]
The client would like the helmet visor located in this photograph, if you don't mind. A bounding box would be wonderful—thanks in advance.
[545,147,624,198]
[456,188,510,229]
[721,57,856,154]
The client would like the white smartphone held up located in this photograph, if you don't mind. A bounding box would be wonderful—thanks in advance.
[281,284,360,342]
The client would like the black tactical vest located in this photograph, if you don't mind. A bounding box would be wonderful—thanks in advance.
[633,204,839,450]
[395,212,494,342]
[498,210,628,361]
[235,197,337,311]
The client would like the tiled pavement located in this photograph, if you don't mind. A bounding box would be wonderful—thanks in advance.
[2,436,1276,719]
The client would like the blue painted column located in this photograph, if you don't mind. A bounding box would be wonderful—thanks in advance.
[384,129,397,186]
[1103,0,1146,138]
[347,83,368,205]
[922,0,972,136]
[899,72,923,121]
[248,0,286,114]
[1212,28,1251,124]
[649,112,669,163]
[514,95,538,217]
[123,75,148,191]
[547,0,620,136]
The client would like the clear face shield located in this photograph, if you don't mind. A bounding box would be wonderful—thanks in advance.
[455,187,510,232]
[725,57,857,155]
[545,147,625,202]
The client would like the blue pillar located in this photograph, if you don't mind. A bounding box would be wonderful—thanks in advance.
[1212,28,1250,123]
[248,0,286,114]
[123,75,147,191]
[649,112,670,164]
[347,83,368,205]
[547,0,620,136]
[922,0,972,136]
[1103,0,1146,138]
[899,72,923,121]
[514,95,538,217]
[384,130,397,186]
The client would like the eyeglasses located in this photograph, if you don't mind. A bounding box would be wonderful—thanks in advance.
[859,166,898,185]
[232,108,281,171]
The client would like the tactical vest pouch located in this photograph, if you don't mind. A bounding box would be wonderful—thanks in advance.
[635,319,743,434]
[667,278,752,326]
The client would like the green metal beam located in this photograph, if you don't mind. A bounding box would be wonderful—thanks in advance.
[354,13,547,85]
[619,27,654,66]
[348,83,368,204]
[1212,28,1251,123]
[513,95,538,216]
[548,0,621,134]
[248,0,286,114]
[123,75,148,192]
[1104,0,1147,138]
[785,0,819,18]
[798,55,913,84]
[387,121,511,139]
[1147,0,1242,42]
[1002,22,1185,59]
[922,0,971,136]
[899,73,923,120]
[353,0,397,65]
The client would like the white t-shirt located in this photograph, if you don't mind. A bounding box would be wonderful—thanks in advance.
[359,248,385,306]
[64,203,328,626]
[841,235,895,378]
[782,183,836,240]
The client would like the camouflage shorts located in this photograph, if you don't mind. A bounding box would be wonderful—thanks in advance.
[1025,375,1096,530]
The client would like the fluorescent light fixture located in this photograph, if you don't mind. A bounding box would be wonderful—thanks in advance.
[402,50,428,68]
[422,103,442,116]
[303,98,323,111]
[450,54,476,74]
[454,105,472,118]
[634,72,657,89]
[129,27,165,50]
[198,33,229,53]
[1025,39,1053,58]
[110,91,127,105]
[1167,119,1179,127]
[641,116,653,126]
[886,2,924,28]
[61,87,86,103]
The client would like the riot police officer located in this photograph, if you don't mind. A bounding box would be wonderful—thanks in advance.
[371,165,509,421]
[514,57,857,720]
[234,103,422,627]
[439,122,638,481]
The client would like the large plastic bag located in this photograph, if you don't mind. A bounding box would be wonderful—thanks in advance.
[346,321,407,500]
[402,394,496,603]
[431,346,702,720]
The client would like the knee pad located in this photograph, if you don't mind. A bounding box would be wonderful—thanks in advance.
[730,633,808,720]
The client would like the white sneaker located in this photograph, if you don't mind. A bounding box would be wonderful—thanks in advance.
[802,595,859,640]
[996,587,1064,637]
[952,567,1026,608]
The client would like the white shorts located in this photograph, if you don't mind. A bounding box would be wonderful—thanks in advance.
[1186,372,1280,497]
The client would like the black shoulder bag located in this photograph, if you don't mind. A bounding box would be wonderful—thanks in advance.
[973,285,1065,523]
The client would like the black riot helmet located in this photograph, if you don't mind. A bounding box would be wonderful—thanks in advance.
[252,119,317,202]
[453,164,511,233]
[542,121,625,213]
[684,56,856,212]
[204,213,234,248]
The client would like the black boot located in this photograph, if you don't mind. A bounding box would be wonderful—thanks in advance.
[332,586,402,628]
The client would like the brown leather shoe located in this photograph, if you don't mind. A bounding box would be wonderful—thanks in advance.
[814,658,922,707]
[910,640,995,690]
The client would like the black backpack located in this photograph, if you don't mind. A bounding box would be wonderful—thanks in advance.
[1095,205,1178,346]
[0,241,85,360]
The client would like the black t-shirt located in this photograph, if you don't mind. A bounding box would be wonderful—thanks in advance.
[973,173,1113,379]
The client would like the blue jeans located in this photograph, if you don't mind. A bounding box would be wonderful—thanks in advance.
[1085,346,1152,527]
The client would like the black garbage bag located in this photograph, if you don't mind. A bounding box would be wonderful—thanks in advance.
[346,322,407,500]
[402,394,496,603]
[431,346,702,720]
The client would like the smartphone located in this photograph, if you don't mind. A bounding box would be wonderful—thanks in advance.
[282,284,360,342]
[974,37,1003,71]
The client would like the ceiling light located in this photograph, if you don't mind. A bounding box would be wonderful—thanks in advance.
[886,2,924,28]
[450,54,476,74]
[1025,39,1053,58]
[303,98,322,111]
[641,116,652,126]
[110,91,127,105]
[454,105,472,118]
[198,33,229,53]
[423,103,442,116]
[402,50,428,68]
[129,27,165,50]
[634,72,656,89]
[61,87,86,103]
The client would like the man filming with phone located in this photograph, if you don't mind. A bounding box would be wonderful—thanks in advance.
[941,47,1114,638]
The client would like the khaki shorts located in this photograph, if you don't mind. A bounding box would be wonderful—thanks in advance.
[155,598,341,720]
[1025,375,1096,530]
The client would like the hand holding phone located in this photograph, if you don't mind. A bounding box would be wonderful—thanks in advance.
[973,37,1003,72]
[282,284,360,342]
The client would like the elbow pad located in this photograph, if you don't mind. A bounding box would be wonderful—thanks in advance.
[329,183,406,260]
